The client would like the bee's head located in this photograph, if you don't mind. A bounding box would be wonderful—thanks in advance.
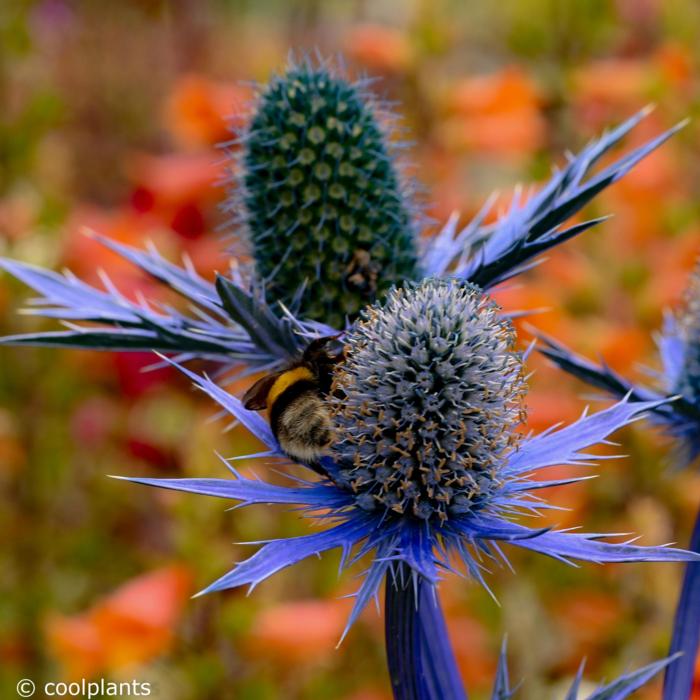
[302,334,345,392]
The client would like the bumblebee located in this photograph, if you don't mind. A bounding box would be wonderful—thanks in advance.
[242,335,344,468]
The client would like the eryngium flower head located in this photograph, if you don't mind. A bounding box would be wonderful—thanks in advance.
[119,277,700,639]
[332,279,526,521]
[236,57,419,327]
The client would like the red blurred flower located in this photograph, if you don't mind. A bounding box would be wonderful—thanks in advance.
[112,352,173,400]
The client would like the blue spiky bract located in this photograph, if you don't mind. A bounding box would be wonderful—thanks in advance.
[0,234,337,373]
[237,57,419,328]
[421,108,687,290]
[118,279,700,651]
[491,639,679,700]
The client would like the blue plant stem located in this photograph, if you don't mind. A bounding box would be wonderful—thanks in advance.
[385,565,467,700]
[664,507,700,700]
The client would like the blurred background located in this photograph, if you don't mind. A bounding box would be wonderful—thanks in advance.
[1,1,700,698]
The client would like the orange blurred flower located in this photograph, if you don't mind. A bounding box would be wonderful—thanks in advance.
[654,41,693,87]
[596,325,651,371]
[165,74,252,149]
[552,591,625,660]
[245,599,350,665]
[446,614,496,690]
[46,565,192,679]
[345,24,413,74]
[572,59,652,127]
[523,388,584,435]
[441,67,545,159]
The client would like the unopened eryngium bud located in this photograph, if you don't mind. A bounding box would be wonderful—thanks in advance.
[331,278,527,522]
[239,60,419,329]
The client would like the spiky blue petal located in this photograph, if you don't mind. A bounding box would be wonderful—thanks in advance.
[491,639,515,700]
[493,643,677,700]
[537,333,700,465]
[588,655,679,700]
[195,516,372,596]
[505,396,666,476]
[424,109,686,288]
[0,237,335,371]
[111,472,352,510]
[459,517,699,565]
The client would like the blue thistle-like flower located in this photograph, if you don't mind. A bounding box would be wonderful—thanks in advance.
[116,279,700,648]
[537,259,700,700]
[232,56,419,327]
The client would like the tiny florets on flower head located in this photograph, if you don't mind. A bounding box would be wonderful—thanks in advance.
[330,278,527,522]
[674,261,700,406]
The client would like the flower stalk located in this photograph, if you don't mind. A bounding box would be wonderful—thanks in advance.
[385,565,467,700]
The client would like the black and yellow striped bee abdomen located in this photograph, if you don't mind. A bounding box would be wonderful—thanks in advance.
[264,367,334,464]
[242,337,343,468]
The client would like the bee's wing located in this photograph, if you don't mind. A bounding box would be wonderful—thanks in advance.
[242,371,284,410]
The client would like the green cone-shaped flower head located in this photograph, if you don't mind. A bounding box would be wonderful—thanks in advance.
[239,58,419,328]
